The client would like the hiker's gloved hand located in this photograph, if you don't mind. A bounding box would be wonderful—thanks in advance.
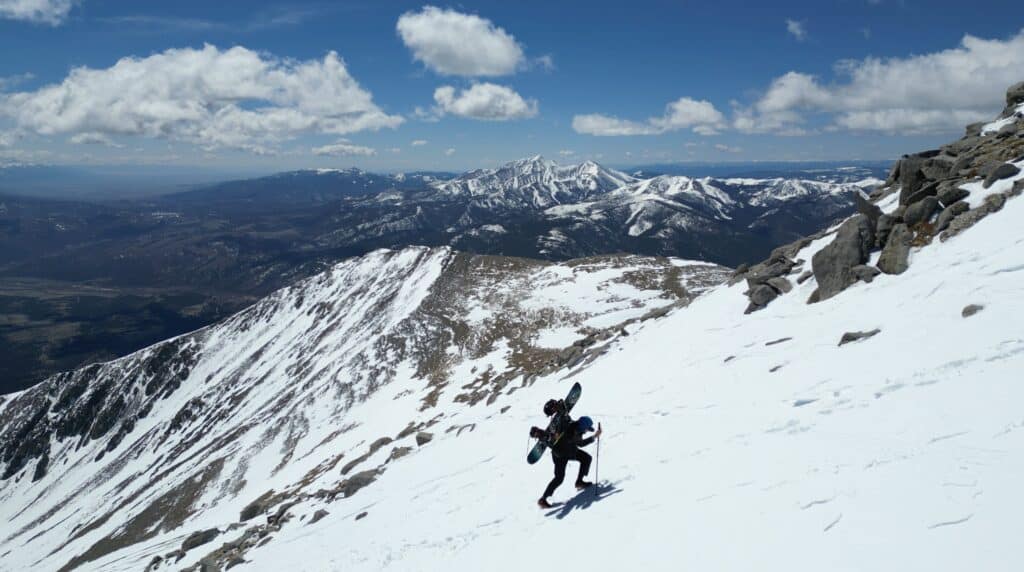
[530,426,546,439]
[594,423,602,438]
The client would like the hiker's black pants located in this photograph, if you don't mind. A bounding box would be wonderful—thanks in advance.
[543,448,591,499]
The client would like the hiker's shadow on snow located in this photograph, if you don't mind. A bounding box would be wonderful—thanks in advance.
[545,482,622,520]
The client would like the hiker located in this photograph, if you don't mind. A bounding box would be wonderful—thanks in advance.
[530,399,602,508]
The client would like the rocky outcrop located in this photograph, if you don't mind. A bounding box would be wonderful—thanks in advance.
[878,224,912,275]
[983,163,1021,188]
[809,215,874,302]
[731,80,1024,314]
[182,529,221,552]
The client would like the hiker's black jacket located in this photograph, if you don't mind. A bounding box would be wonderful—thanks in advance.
[541,415,595,458]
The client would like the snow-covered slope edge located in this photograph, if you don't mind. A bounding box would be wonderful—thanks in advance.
[0,248,726,571]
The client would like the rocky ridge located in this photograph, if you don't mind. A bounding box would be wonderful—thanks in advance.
[735,81,1024,313]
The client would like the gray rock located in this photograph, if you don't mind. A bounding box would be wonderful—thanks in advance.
[745,258,796,287]
[838,329,881,346]
[937,184,969,207]
[854,192,882,226]
[902,180,939,206]
[875,213,896,248]
[897,155,930,205]
[984,192,1006,212]
[356,511,369,521]
[934,201,970,232]
[748,284,779,307]
[1007,81,1024,107]
[962,304,985,318]
[182,528,220,552]
[809,215,874,302]
[878,223,912,275]
[415,431,433,446]
[885,160,901,186]
[983,163,1020,188]
[1011,179,1024,197]
[766,276,793,294]
[309,509,329,524]
[903,196,939,226]
[921,155,954,180]
[965,122,984,137]
[770,238,812,262]
[796,270,813,284]
[941,207,990,241]
[851,265,881,283]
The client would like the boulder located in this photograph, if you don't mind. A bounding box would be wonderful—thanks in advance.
[962,304,985,318]
[983,163,1020,188]
[796,270,813,284]
[854,192,882,226]
[934,201,970,232]
[309,509,329,524]
[897,155,930,205]
[838,329,881,346]
[745,258,796,287]
[921,155,954,180]
[415,431,433,446]
[985,192,1007,212]
[902,181,939,206]
[965,122,984,137]
[937,184,969,207]
[903,196,939,226]
[884,160,901,186]
[851,265,881,284]
[182,528,220,552]
[809,215,874,302]
[875,213,896,248]
[766,277,793,294]
[748,284,779,307]
[878,223,912,275]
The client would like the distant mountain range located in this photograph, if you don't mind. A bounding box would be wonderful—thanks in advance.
[293,156,881,265]
[0,156,881,393]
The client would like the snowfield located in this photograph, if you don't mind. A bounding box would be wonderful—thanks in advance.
[244,189,1024,571]
[35,177,1019,571]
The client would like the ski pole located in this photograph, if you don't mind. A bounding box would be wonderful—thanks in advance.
[595,433,600,485]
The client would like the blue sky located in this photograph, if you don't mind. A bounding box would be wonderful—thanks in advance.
[0,0,1022,173]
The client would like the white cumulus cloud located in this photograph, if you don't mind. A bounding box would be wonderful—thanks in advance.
[739,30,1024,134]
[433,83,537,121]
[396,6,525,77]
[0,0,75,25]
[573,97,725,136]
[312,139,376,157]
[411,139,428,146]
[445,147,455,156]
[0,44,402,153]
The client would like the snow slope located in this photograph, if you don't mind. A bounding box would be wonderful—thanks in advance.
[0,249,726,571]
[13,166,1019,571]
[240,186,1024,571]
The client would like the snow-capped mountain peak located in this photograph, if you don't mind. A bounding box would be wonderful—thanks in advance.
[433,156,636,208]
